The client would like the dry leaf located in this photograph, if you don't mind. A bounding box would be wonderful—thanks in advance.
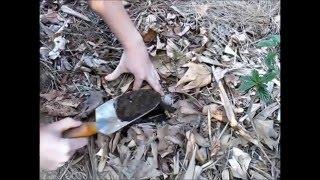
[212,66,238,127]
[253,103,279,149]
[195,4,209,18]
[104,166,120,179]
[112,132,121,153]
[176,62,211,91]
[75,43,86,52]
[120,77,134,93]
[254,102,279,122]
[193,166,203,179]
[40,90,63,101]
[177,100,199,115]
[254,120,278,149]
[193,131,210,147]
[202,104,227,122]
[228,147,251,179]
[165,136,183,146]
[239,103,261,122]
[156,35,166,49]
[127,139,136,148]
[49,36,68,59]
[78,91,104,118]
[173,152,180,175]
[224,45,237,57]
[183,145,197,180]
[210,138,221,157]
[171,5,186,17]
[60,57,72,71]
[221,55,231,62]
[58,98,81,108]
[146,14,157,24]
[249,170,268,180]
[41,102,78,117]
[153,59,173,78]
[166,39,182,59]
[196,147,207,164]
[166,13,176,20]
[178,25,190,36]
[142,28,157,43]
[40,10,63,24]
[222,169,230,180]
[60,5,91,21]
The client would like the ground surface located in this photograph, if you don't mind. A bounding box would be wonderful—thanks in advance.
[40,0,280,179]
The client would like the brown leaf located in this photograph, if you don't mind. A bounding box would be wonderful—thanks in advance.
[210,138,221,157]
[133,157,162,179]
[177,100,199,115]
[58,98,81,108]
[41,102,78,117]
[177,25,190,36]
[183,145,197,180]
[40,90,63,101]
[228,147,251,179]
[104,166,120,179]
[193,131,210,147]
[112,132,121,153]
[195,4,209,18]
[249,170,268,180]
[142,28,157,43]
[152,52,174,78]
[176,62,211,91]
[120,77,134,93]
[202,104,228,122]
[166,39,183,59]
[173,152,180,175]
[78,91,104,118]
[165,136,183,146]
[253,103,279,149]
[196,147,207,164]
[222,169,230,180]
[254,120,278,149]
[40,10,63,24]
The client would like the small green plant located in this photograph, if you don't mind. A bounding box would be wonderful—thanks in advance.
[239,35,280,103]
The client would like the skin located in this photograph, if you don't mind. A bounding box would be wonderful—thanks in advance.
[40,1,163,170]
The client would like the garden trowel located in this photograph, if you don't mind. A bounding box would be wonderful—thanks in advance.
[62,89,162,138]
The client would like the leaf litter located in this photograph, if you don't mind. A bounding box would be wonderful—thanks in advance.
[40,0,280,179]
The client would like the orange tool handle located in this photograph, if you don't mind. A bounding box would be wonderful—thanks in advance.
[62,122,97,138]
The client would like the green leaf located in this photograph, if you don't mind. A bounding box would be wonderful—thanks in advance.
[261,71,277,83]
[256,84,271,103]
[250,69,261,83]
[239,76,256,92]
[258,35,280,47]
[265,52,277,69]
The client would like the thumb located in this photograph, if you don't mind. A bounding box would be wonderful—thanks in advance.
[50,118,82,132]
[105,66,123,81]
[67,138,88,151]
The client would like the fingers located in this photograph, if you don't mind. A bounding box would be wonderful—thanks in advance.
[50,118,82,132]
[147,76,164,96]
[133,78,143,90]
[68,138,88,151]
[105,66,124,81]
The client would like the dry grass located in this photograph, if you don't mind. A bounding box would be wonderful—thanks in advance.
[40,0,280,179]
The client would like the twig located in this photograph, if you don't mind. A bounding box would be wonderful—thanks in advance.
[250,165,273,180]
[217,122,229,140]
[101,45,123,51]
[207,109,212,144]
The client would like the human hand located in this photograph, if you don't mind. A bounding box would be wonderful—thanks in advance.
[104,41,164,95]
[40,118,88,170]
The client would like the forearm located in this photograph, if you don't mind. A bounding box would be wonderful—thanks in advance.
[89,0,143,50]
